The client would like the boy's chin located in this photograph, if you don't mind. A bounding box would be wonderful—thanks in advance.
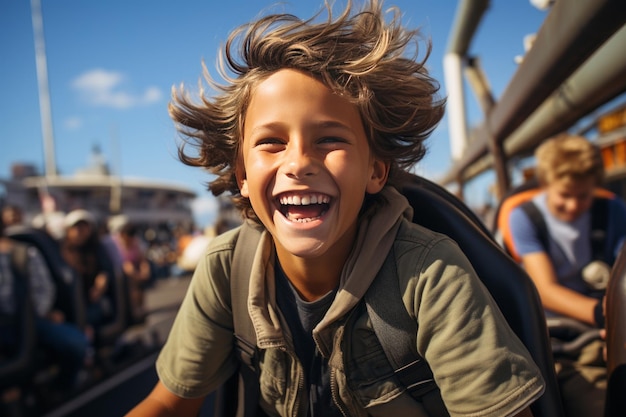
[274,235,329,259]
[555,211,583,223]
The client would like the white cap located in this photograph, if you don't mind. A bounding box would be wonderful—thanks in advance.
[64,209,96,228]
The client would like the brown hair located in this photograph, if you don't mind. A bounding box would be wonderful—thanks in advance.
[170,0,445,220]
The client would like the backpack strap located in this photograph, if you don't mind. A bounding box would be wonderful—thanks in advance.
[364,250,449,417]
[520,201,550,254]
[590,197,609,262]
[228,221,264,417]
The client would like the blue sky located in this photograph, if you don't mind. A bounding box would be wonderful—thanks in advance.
[0,0,547,227]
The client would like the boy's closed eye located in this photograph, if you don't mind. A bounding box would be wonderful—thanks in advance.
[318,136,349,145]
[253,136,350,151]
[254,137,286,151]
[315,136,353,153]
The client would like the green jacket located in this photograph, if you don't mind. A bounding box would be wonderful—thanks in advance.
[157,187,544,417]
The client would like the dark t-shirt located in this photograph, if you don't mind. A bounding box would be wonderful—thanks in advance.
[275,263,342,417]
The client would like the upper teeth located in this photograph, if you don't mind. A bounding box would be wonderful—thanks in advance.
[279,194,330,205]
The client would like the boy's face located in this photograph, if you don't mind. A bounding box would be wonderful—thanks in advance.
[237,69,388,260]
[545,177,595,222]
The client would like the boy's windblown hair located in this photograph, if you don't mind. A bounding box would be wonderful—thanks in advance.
[535,133,604,186]
[171,0,445,219]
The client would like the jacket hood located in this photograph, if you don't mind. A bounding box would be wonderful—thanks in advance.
[313,186,412,355]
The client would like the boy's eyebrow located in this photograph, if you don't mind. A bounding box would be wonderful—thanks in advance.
[315,120,354,132]
[248,120,355,135]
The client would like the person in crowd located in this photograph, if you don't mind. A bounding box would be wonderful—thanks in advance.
[31,210,67,241]
[145,238,172,280]
[99,217,124,280]
[1,206,90,406]
[1,205,23,229]
[127,2,545,416]
[508,134,626,417]
[113,222,152,323]
[60,209,115,338]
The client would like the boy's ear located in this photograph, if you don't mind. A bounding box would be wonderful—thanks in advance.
[366,159,390,194]
[235,164,249,198]
[239,179,250,198]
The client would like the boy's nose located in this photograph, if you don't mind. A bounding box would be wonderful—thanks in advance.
[281,143,319,179]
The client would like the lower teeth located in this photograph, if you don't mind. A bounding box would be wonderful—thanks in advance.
[288,216,317,223]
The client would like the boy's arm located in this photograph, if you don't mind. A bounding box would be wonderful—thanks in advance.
[125,381,205,417]
[522,251,598,326]
[510,206,600,326]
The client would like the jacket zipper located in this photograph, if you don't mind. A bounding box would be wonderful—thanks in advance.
[330,366,350,417]
[279,345,306,417]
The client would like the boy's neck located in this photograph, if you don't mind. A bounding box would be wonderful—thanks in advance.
[275,245,346,302]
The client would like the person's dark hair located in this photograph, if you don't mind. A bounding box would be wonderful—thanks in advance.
[171,0,445,220]
[121,223,139,238]
[1,204,23,232]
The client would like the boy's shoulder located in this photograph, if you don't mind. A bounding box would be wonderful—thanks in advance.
[394,217,456,249]
[204,225,243,258]
[607,193,626,212]
[205,222,266,257]
[392,218,465,266]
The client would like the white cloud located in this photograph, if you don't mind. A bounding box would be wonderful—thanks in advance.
[64,116,82,130]
[191,196,218,228]
[143,86,162,102]
[71,69,162,109]
[191,196,217,214]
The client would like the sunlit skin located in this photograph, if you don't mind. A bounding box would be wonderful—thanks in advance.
[237,69,388,301]
[544,177,595,223]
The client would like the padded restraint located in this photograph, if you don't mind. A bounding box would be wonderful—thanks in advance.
[230,220,264,417]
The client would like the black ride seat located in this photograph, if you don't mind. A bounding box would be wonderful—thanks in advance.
[0,252,37,392]
[605,246,626,417]
[6,225,86,328]
[6,225,129,350]
[401,174,564,417]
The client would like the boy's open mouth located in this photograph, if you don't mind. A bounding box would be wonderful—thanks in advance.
[278,193,331,223]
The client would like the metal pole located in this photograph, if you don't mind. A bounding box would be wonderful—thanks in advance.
[109,125,123,214]
[31,0,57,177]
